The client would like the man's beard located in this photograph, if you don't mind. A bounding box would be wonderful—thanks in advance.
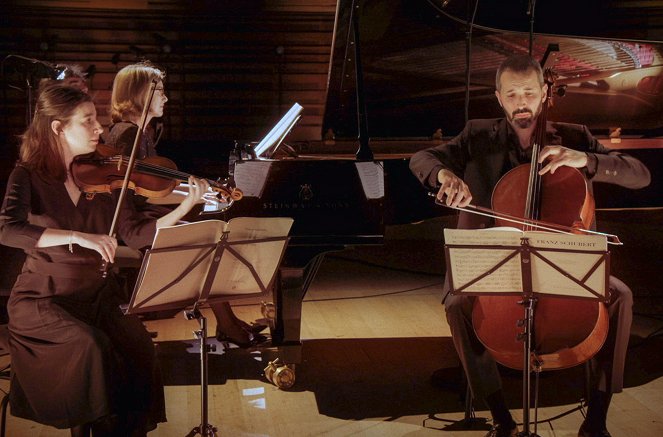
[508,105,541,129]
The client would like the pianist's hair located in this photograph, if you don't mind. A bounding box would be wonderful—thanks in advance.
[111,60,165,123]
[495,55,544,91]
[20,84,92,182]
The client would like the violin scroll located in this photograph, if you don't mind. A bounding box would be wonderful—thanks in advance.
[210,177,243,202]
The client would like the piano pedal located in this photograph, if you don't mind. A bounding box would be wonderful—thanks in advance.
[264,358,295,389]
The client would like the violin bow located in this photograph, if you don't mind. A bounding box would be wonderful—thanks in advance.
[102,80,158,276]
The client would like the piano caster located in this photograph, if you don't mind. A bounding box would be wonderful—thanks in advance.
[261,301,276,330]
[264,358,296,389]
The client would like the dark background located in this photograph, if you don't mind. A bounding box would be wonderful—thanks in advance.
[1,0,662,319]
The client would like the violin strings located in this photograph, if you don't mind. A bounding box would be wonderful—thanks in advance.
[112,156,224,189]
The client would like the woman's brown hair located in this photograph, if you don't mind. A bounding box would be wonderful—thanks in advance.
[19,84,92,181]
[110,61,165,123]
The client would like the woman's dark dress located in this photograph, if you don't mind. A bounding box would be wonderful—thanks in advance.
[106,121,172,220]
[106,121,158,159]
[0,164,166,431]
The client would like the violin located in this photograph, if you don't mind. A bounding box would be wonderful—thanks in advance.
[71,143,243,207]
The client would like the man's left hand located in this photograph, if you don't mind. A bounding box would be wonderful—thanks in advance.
[538,145,588,175]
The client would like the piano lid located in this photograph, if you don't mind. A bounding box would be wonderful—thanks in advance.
[323,0,663,140]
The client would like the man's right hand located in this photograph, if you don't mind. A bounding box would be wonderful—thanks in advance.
[436,169,472,208]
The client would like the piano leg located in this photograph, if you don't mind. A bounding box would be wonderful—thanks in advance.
[264,246,343,366]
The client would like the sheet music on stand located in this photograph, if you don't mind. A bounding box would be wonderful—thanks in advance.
[252,103,303,159]
[444,227,610,301]
[125,217,294,315]
[444,227,611,437]
[124,217,293,436]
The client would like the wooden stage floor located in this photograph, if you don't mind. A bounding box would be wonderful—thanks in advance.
[1,236,662,436]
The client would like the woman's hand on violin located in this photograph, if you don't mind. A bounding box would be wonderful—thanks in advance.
[72,231,118,263]
[181,176,210,210]
[436,169,472,207]
[155,176,210,229]
[538,146,589,175]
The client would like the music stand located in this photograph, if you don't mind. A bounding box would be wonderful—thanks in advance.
[125,217,294,437]
[444,228,610,437]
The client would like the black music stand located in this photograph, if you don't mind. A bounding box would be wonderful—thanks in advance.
[125,217,293,437]
[444,228,610,437]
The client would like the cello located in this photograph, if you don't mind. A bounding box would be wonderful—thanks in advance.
[471,68,609,371]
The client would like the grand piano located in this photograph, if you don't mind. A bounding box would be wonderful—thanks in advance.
[219,0,663,373]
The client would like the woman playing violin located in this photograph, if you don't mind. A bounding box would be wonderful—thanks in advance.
[410,55,651,437]
[0,84,209,436]
[106,61,265,347]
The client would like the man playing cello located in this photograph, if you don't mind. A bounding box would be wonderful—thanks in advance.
[409,54,651,437]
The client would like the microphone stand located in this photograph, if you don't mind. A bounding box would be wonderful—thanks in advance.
[527,0,538,56]
[1,55,66,126]
[25,76,34,126]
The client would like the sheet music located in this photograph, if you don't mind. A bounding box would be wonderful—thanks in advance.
[210,217,294,295]
[444,228,608,298]
[135,221,225,309]
[253,103,303,158]
[445,229,523,292]
[446,227,523,246]
[527,231,607,298]
[127,217,293,313]
[233,161,273,197]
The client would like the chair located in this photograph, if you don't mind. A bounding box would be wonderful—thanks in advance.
[0,324,11,437]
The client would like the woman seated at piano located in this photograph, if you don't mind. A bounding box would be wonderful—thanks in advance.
[106,61,267,347]
[0,83,209,435]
